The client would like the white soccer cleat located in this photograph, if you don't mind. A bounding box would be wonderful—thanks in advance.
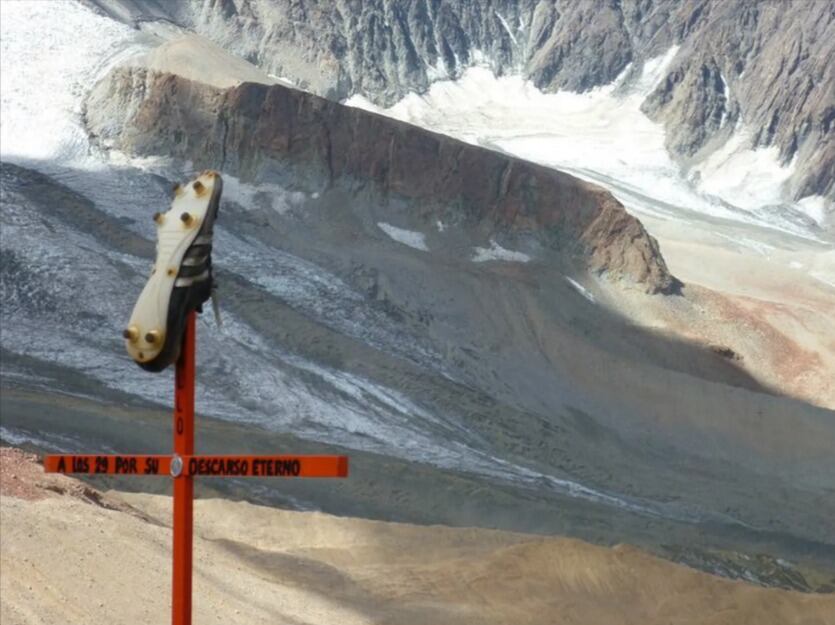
[124,171,223,372]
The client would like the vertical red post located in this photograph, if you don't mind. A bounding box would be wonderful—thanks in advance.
[172,312,196,625]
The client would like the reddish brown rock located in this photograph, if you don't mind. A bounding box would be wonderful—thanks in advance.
[86,68,676,293]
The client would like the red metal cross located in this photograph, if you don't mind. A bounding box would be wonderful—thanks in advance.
[44,312,349,624]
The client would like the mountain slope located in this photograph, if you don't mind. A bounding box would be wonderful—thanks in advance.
[85,63,675,293]
[84,0,835,203]
[2,0,835,592]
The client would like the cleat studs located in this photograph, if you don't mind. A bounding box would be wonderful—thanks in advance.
[193,180,206,196]
[138,351,144,360]
[123,326,139,342]
[145,330,161,344]
[180,211,193,225]
[167,268,176,277]
[153,212,164,224]
[173,183,185,197]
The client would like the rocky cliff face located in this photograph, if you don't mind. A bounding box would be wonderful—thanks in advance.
[637,1,834,201]
[86,0,834,201]
[85,66,674,292]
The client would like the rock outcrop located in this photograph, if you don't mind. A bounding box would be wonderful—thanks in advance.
[85,66,675,293]
[84,0,835,201]
[637,1,834,201]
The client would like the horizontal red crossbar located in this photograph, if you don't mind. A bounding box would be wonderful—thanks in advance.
[43,454,349,478]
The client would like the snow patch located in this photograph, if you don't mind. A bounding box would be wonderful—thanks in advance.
[106,154,312,214]
[425,56,449,81]
[634,46,680,96]
[469,48,489,67]
[795,195,830,226]
[472,240,531,263]
[691,131,795,210]
[221,174,309,214]
[565,277,596,303]
[378,222,429,251]
[495,12,518,46]
[719,73,731,128]
[268,73,298,87]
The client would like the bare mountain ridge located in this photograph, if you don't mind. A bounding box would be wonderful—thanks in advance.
[85,66,675,293]
[85,0,835,202]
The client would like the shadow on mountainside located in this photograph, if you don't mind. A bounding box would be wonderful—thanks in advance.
[3,160,835,581]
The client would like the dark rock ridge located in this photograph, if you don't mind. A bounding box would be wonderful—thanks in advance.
[85,0,835,201]
[84,67,674,293]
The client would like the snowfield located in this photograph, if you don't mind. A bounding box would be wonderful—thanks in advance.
[0,1,138,163]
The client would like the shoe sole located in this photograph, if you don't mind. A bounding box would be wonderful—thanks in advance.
[124,171,222,371]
